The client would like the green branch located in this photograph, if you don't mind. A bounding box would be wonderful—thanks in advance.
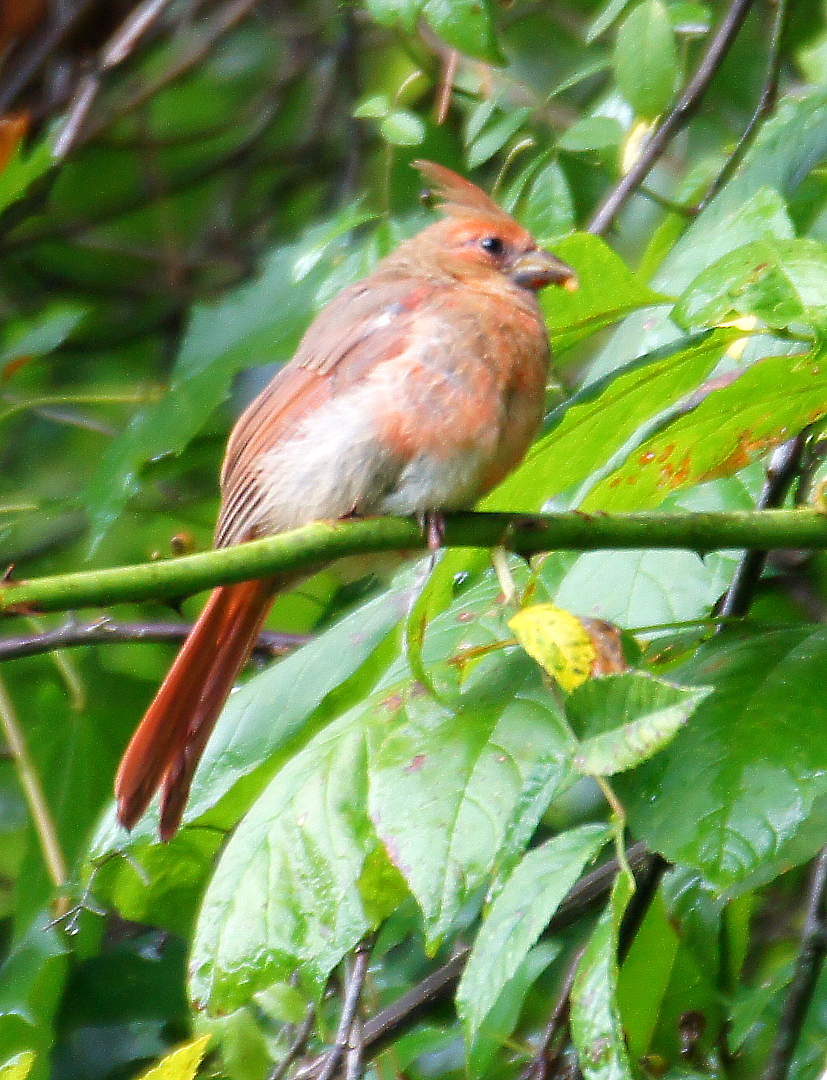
[3,509,827,617]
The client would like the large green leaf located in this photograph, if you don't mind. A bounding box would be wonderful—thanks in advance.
[552,548,731,628]
[613,0,678,118]
[618,627,827,894]
[422,0,502,62]
[190,714,388,1010]
[541,233,667,355]
[457,823,609,1057]
[486,330,733,512]
[0,920,67,1080]
[583,346,827,510]
[568,673,710,776]
[674,237,827,332]
[367,653,576,946]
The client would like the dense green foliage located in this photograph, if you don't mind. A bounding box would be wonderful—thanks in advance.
[3,2,827,1079]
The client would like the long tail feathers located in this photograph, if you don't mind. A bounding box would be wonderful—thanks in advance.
[115,578,276,840]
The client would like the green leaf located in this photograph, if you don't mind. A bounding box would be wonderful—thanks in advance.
[367,654,576,945]
[464,97,498,145]
[0,920,68,1076]
[363,0,425,30]
[486,329,729,512]
[558,116,624,153]
[0,304,87,368]
[520,159,575,242]
[467,108,532,169]
[570,869,635,1079]
[567,672,711,776]
[541,233,669,354]
[617,890,680,1059]
[552,548,732,628]
[674,237,827,332]
[586,0,635,42]
[549,58,612,97]
[613,0,678,118]
[380,109,426,146]
[457,824,609,1055]
[0,134,53,216]
[190,715,386,1010]
[423,0,503,63]
[669,2,711,36]
[466,943,561,1079]
[617,627,827,894]
[353,93,391,119]
[583,346,827,511]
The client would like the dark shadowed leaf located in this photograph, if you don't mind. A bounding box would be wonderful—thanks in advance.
[617,627,827,893]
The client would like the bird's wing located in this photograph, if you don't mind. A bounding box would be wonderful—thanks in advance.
[215,273,438,547]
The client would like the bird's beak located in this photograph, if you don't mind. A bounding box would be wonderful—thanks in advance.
[510,249,578,292]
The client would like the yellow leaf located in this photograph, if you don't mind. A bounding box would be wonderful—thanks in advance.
[0,1052,35,1080]
[509,604,596,692]
[135,1036,212,1080]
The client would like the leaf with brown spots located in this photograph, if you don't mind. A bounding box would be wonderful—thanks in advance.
[583,347,827,511]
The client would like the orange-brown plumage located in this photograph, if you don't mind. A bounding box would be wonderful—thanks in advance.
[115,160,577,839]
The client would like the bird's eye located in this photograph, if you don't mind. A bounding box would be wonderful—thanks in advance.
[480,236,504,256]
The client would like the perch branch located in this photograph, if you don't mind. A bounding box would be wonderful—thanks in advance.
[5,511,827,617]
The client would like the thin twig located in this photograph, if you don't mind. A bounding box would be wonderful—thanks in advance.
[717,435,806,625]
[269,1004,317,1080]
[343,1015,365,1080]
[316,933,377,1080]
[698,0,789,211]
[587,0,758,235]
[0,671,68,895]
[520,946,587,1080]
[0,617,309,662]
[0,0,100,114]
[101,0,179,69]
[761,846,827,1080]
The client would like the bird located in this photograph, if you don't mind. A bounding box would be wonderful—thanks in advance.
[115,160,578,840]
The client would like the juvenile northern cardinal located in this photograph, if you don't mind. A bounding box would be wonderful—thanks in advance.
[115,160,577,839]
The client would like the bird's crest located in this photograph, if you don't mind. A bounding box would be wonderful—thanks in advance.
[412,160,512,224]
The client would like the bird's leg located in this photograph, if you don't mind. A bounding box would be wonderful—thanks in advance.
[491,548,518,605]
[417,509,446,565]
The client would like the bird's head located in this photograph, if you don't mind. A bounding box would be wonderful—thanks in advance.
[412,160,578,294]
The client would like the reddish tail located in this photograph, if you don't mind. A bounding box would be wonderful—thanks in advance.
[115,578,275,840]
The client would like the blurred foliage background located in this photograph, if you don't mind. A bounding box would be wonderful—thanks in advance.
[4,0,827,1079]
